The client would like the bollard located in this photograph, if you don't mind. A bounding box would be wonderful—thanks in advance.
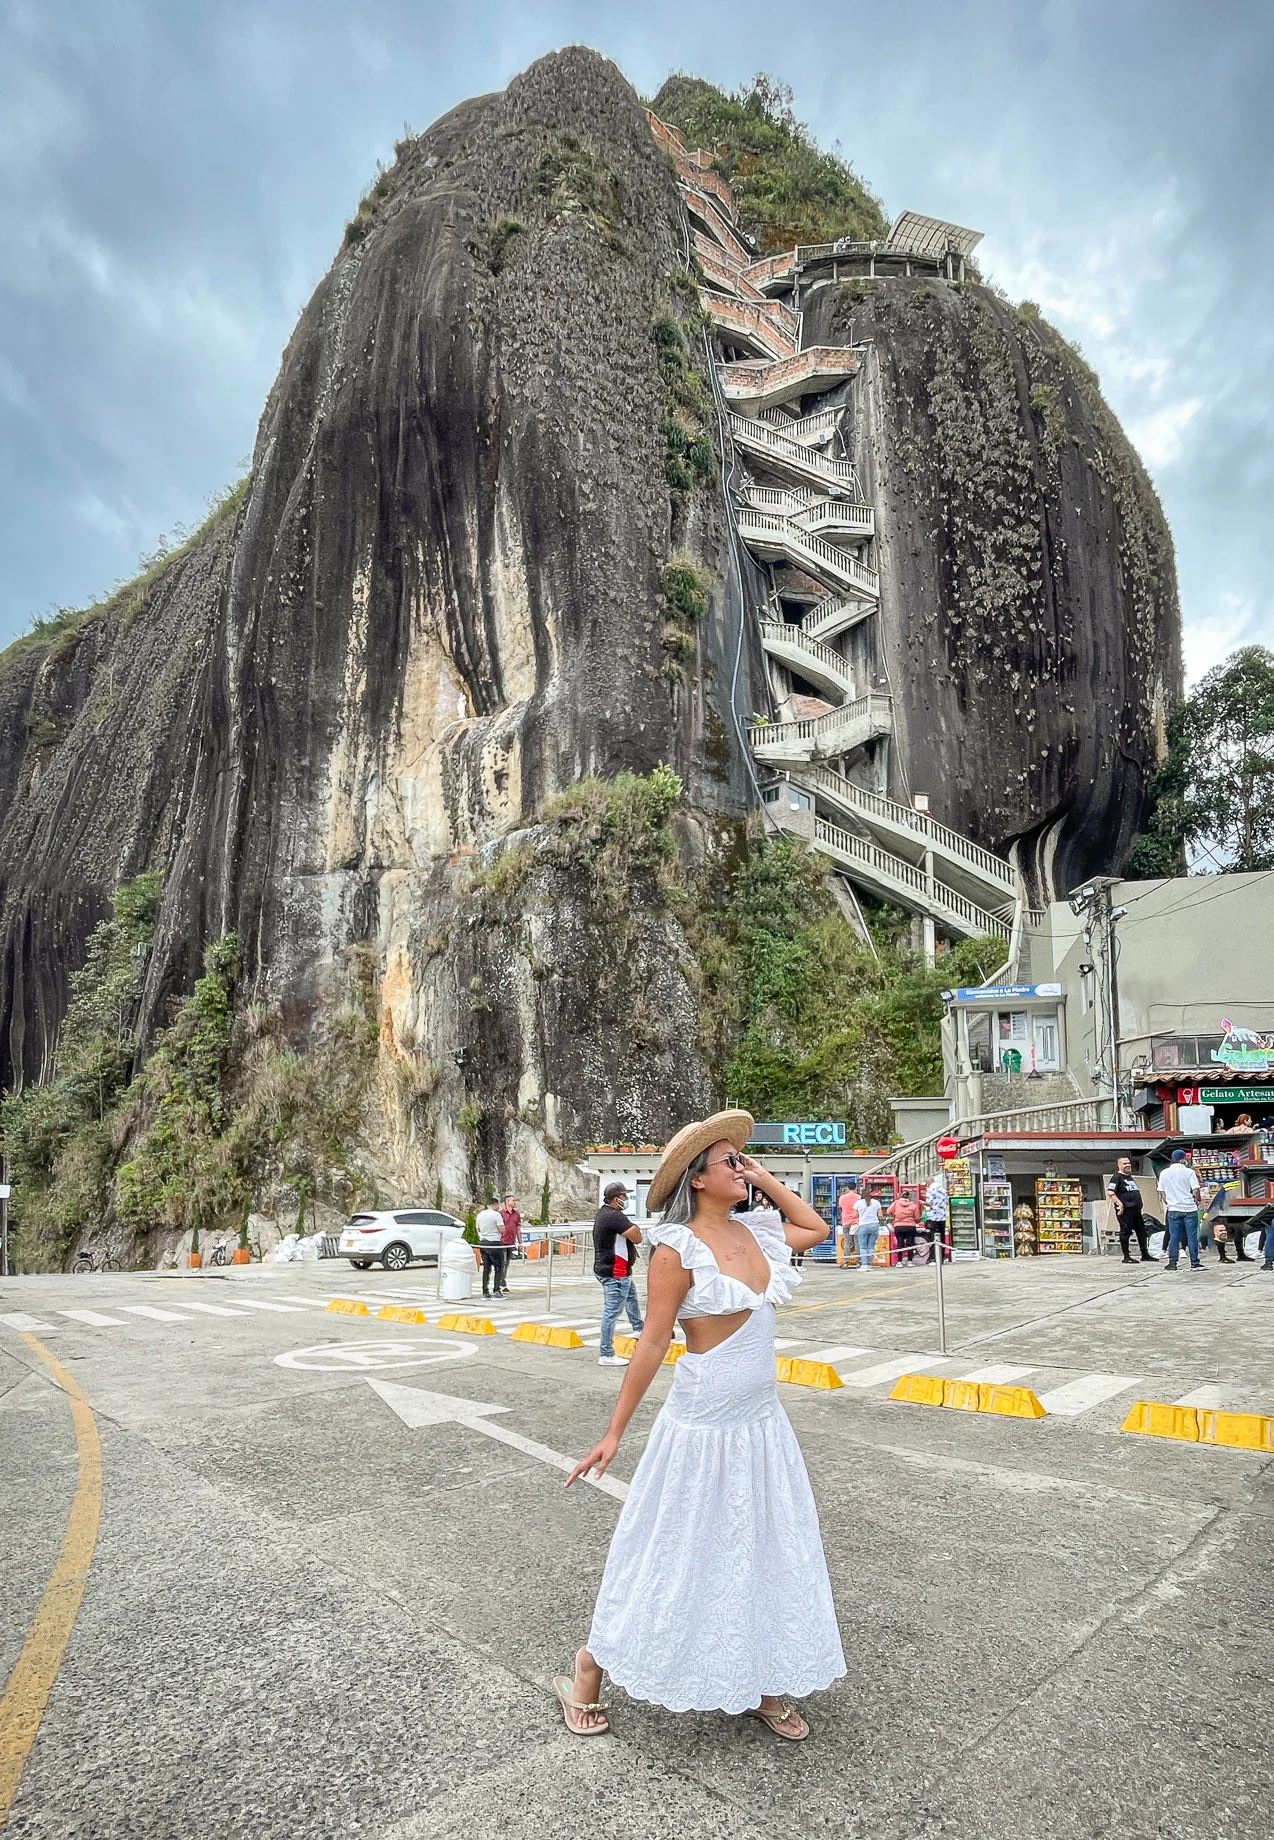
[933,1223,947,1354]
[546,1228,555,1314]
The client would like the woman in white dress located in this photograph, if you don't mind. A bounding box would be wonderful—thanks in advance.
[557,1109,845,1741]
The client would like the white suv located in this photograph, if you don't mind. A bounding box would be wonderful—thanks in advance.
[338,1209,467,1272]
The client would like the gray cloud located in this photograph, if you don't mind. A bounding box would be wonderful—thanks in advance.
[2,0,1270,682]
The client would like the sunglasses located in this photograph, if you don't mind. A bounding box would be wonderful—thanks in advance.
[704,1152,746,1173]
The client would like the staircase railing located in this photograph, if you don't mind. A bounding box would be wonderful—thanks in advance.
[812,818,1010,939]
[799,766,1017,891]
[728,411,859,484]
[747,693,893,753]
[866,1098,1108,1185]
[757,620,857,690]
[736,507,879,595]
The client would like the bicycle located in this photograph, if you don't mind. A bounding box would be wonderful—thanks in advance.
[72,1246,120,1274]
[208,1238,232,1267]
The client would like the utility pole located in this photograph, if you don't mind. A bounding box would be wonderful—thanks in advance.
[0,1162,10,1278]
[1067,877,1128,1126]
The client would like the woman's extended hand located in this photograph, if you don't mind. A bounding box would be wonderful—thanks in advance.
[565,1431,620,1488]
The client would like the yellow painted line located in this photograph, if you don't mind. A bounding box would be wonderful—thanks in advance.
[778,1283,912,1316]
[888,1373,1046,1419]
[376,1305,427,1325]
[0,1336,103,1823]
[613,1334,685,1366]
[325,1298,370,1316]
[1121,1400,1274,1450]
[776,1355,843,1391]
[510,1322,584,1349]
[435,1313,496,1336]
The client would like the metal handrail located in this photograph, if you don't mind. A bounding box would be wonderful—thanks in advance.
[813,817,1009,938]
[799,766,1017,890]
[736,507,879,595]
[747,693,893,750]
[757,620,856,688]
[864,1098,1107,1185]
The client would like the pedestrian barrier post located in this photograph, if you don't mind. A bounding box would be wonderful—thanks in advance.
[933,1224,948,1354]
[546,1228,555,1313]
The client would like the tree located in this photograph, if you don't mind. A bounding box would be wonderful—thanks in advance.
[1130,647,1274,875]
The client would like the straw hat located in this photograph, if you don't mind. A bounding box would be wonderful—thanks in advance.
[646,1109,755,1213]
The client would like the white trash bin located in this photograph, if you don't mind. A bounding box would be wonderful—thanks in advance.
[439,1237,475,1302]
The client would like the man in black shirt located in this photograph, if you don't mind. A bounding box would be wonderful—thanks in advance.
[593,1182,644,1368]
[1108,1157,1153,1263]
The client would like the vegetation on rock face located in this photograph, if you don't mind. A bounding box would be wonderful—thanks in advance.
[686,839,1002,1143]
[0,874,379,1267]
[652,308,714,503]
[650,72,886,254]
[659,561,710,682]
[1130,646,1274,875]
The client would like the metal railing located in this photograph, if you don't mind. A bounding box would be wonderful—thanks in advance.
[864,1098,1108,1186]
[757,620,856,692]
[798,766,1017,891]
[747,693,893,756]
[735,506,879,595]
[802,598,876,642]
[811,817,1010,939]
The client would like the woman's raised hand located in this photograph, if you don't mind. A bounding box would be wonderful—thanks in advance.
[739,1153,775,1188]
[566,1431,620,1488]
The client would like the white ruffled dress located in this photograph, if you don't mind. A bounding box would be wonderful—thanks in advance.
[586,1212,846,1713]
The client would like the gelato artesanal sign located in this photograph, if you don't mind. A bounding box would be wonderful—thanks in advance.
[1211,1020,1274,1073]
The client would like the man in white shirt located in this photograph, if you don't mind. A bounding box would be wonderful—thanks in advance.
[476,1202,509,1297]
[1157,1150,1202,1271]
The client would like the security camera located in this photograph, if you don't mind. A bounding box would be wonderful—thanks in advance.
[1111,905,1127,920]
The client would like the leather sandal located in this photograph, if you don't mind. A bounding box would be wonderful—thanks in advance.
[553,1675,610,1736]
[745,1701,809,1741]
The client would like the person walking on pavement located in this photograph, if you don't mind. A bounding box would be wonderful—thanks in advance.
[1108,1157,1154,1263]
[476,1200,510,1297]
[593,1182,644,1367]
[1158,1149,1202,1271]
[500,1193,523,1262]
[557,1110,843,1741]
[855,1191,882,1270]
[836,1180,859,1266]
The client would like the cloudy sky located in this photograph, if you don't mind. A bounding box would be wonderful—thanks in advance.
[2,0,1270,680]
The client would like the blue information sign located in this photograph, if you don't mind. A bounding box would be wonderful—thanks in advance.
[749,1121,848,1148]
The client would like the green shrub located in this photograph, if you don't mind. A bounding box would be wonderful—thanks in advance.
[490,214,526,274]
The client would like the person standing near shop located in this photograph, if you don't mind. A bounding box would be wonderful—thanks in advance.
[836,1179,860,1266]
[593,1182,644,1367]
[1157,1149,1202,1272]
[1108,1157,1153,1264]
[855,1191,882,1269]
[477,1199,510,1298]
[922,1172,949,1261]
[891,1188,921,1265]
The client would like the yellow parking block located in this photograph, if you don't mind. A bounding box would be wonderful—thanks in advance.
[377,1305,428,1325]
[776,1356,843,1391]
[981,1384,1047,1420]
[613,1334,686,1365]
[888,1374,1047,1418]
[510,1322,584,1350]
[888,1373,947,1407]
[1120,1401,1200,1442]
[1198,1409,1274,1451]
[435,1312,496,1336]
[326,1298,370,1316]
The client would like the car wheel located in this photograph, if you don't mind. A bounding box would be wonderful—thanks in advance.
[350,1259,373,1270]
[381,1242,411,1272]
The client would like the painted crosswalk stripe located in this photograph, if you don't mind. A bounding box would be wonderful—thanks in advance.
[957,1364,1038,1385]
[269,1294,335,1308]
[1035,1374,1138,1416]
[57,1310,126,1327]
[167,1300,252,1317]
[1174,1384,1233,1408]
[119,1305,194,1322]
[228,1298,306,1313]
[773,1338,804,1351]
[1,1312,57,1332]
[800,1345,871,1366]
[841,1354,953,1389]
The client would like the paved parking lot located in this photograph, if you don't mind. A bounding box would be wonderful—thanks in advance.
[2,1254,1271,1838]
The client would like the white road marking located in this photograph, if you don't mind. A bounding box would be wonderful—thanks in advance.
[57,1309,126,1327]
[773,1338,804,1350]
[1035,1374,1139,1416]
[843,1354,954,1388]
[1,1313,57,1332]
[268,1294,333,1308]
[798,1345,871,1365]
[119,1305,194,1322]
[229,1298,307,1313]
[166,1300,252,1317]
[1174,1384,1233,1408]
[275,1340,475,1372]
[957,1364,1039,1385]
[366,1378,628,1501]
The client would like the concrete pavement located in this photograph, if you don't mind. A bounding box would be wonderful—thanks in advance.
[1,1254,1271,1838]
